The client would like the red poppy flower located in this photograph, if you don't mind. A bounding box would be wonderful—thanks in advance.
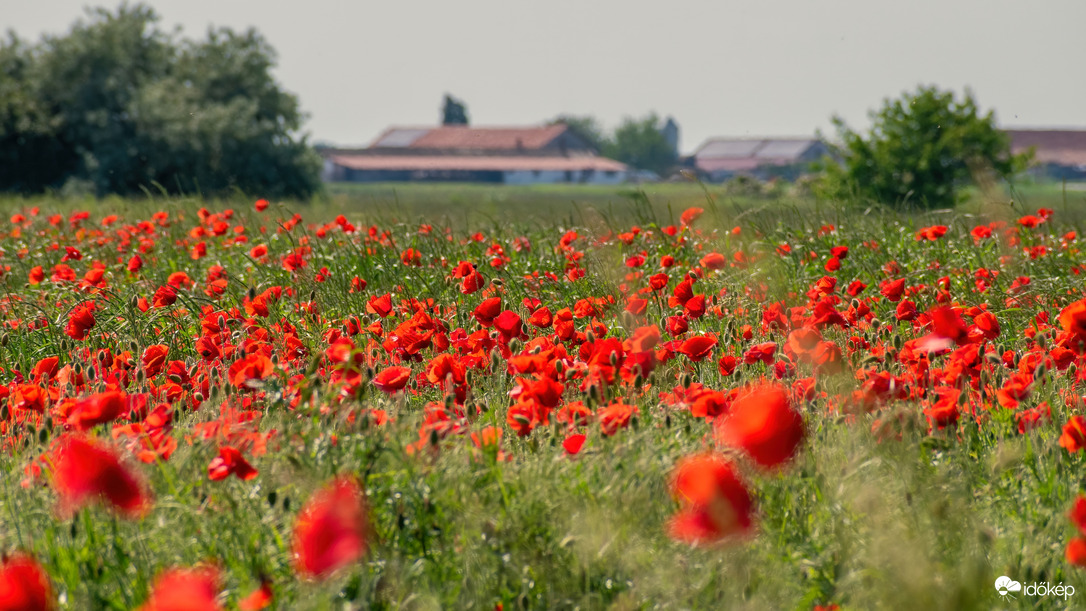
[141,345,169,379]
[49,434,150,518]
[714,383,804,469]
[678,335,717,362]
[138,566,222,611]
[254,199,269,211]
[228,354,275,389]
[366,294,393,318]
[700,252,726,270]
[473,297,502,326]
[373,366,412,394]
[562,434,586,456]
[1067,537,1086,567]
[1070,496,1086,536]
[743,342,777,365]
[598,402,637,436]
[879,278,906,302]
[30,357,59,382]
[238,579,273,611]
[65,301,97,341]
[67,391,129,431]
[667,454,754,545]
[680,207,704,227]
[293,477,369,580]
[208,446,258,482]
[527,307,553,328]
[494,311,524,341]
[152,285,178,308]
[1060,299,1086,344]
[1060,416,1086,453]
[0,553,53,611]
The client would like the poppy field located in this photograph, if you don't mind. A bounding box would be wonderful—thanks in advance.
[3,192,1086,609]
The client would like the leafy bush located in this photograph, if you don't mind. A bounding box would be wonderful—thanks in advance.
[819,85,1031,209]
[0,5,319,198]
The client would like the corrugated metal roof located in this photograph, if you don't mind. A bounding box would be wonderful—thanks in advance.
[373,129,430,148]
[695,139,764,159]
[754,139,816,159]
[330,154,628,172]
[1007,130,1086,166]
[368,125,569,151]
[694,137,820,162]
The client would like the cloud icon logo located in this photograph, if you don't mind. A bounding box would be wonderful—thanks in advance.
[995,576,1022,597]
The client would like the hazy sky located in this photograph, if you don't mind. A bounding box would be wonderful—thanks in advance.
[6,0,1085,154]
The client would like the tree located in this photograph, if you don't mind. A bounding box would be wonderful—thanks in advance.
[819,85,1030,209]
[442,94,469,126]
[603,113,678,177]
[0,4,319,198]
[549,115,608,153]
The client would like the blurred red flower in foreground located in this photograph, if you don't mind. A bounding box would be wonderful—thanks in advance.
[207,446,258,482]
[373,366,412,394]
[228,354,274,389]
[1067,495,1086,568]
[1060,298,1086,345]
[714,383,804,469]
[0,553,53,611]
[49,434,150,518]
[138,565,221,611]
[667,454,754,545]
[293,477,369,580]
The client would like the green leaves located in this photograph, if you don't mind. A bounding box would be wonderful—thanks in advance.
[820,86,1031,210]
[0,4,319,199]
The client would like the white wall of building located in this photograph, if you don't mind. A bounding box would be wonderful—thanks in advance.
[502,169,627,185]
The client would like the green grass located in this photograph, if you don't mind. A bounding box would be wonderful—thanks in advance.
[0,186,1085,608]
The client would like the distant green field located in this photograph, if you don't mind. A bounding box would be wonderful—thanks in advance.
[320,180,1085,232]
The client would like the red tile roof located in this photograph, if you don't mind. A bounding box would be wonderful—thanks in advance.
[369,126,569,151]
[329,154,627,172]
[1007,130,1086,166]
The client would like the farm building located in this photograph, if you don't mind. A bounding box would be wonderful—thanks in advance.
[689,137,828,182]
[1006,129,1086,180]
[321,125,629,185]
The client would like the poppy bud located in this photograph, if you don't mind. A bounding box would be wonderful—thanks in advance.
[429,428,440,448]
[0,333,7,347]
[248,286,257,300]
[587,384,600,404]
[267,491,278,507]
[680,373,692,389]
[38,428,48,444]
[665,413,672,428]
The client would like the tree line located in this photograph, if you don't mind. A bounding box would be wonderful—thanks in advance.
[0,4,320,198]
